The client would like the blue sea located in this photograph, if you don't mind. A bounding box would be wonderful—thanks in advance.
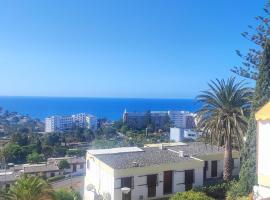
[0,97,201,121]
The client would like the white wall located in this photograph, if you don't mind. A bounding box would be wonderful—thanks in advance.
[113,168,204,200]
[258,121,270,178]
[84,158,114,200]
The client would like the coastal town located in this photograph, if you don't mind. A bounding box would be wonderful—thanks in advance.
[1,0,270,200]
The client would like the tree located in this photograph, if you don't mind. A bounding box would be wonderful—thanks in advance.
[232,2,270,80]
[170,191,214,200]
[197,78,252,180]
[26,152,44,164]
[4,175,54,200]
[238,39,270,194]
[54,189,82,200]
[58,159,70,170]
[0,144,26,164]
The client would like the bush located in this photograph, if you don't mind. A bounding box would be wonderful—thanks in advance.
[47,175,65,183]
[170,191,214,200]
[195,180,234,199]
[226,181,250,200]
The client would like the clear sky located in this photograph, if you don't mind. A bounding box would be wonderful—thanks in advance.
[0,0,266,98]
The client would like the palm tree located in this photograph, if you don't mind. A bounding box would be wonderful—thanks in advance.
[3,175,54,200]
[197,77,252,181]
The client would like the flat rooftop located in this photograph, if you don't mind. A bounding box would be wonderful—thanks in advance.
[93,146,192,169]
[88,142,226,170]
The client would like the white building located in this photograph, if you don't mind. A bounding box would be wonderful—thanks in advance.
[168,111,196,129]
[84,142,240,200]
[45,113,97,133]
[253,102,270,199]
[170,128,199,142]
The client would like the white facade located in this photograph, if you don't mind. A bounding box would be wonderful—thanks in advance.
[168,111,195,129]
[84,143,240,200]
[45,113,97,133]
[170,128,199,142]
[254,119,270,199]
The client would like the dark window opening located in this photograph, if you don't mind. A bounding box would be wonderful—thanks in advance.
[211,160,218,177]
[163,171,173,194]
[203,161,208,181]
[121,177,134,189]
[185,170,194,191]
[51,172,55,177]
[147,174,157,197]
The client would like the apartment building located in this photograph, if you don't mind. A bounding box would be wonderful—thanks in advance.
[45,113,97,133]
[123,110,195,130]
[253,101,270,199]
[84,142,240,200]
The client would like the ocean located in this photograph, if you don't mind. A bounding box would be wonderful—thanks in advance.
[0,97,201,121]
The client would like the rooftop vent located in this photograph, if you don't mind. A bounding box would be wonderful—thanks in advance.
[179,150,186,157]
[132,161,139,167]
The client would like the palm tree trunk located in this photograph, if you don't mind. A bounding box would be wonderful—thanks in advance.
[223,136,233,181]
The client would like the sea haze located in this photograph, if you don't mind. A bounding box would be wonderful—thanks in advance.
[0,97,201,121]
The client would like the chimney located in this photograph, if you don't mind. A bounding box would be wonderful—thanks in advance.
[179,150,184,157]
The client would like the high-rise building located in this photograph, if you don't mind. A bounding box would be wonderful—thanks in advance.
[123,110,196,130]
[45,113,97,133]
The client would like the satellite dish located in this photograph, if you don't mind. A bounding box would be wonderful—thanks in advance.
[121,187,131,194]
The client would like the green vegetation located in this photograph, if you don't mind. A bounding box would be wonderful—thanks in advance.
[58,159,70,170]
[237,39,270,196]
[1,175,54,200]
[197,78,252,180]
[47,175,65,183]
[0,175,82,200]
[170,191,214,200]
[27,152,44,164]
[54,189,82,200]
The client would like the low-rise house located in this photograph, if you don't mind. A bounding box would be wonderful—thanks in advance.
[0,171,21,190]
[253,102,270,199]
[84,142,240,200]
[23,163,62,178]
[48,156,85,175]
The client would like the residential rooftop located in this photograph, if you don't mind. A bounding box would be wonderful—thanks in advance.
[88,142,226,170]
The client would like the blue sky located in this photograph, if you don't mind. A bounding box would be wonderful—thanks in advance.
[0,0,266,98]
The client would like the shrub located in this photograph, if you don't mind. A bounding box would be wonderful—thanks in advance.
[226,180,253,200]
[195,180,234,199]
[47,175,65,183]
[170,191,214,200]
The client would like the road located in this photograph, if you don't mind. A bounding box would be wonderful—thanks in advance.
[51,175,84,197]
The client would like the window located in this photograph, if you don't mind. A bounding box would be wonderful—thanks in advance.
[211,160,218,177]
[80,164,84,169]
[51,172,55,177]
[163,171,173,194]
[87,160,90,170]
[147,174,157,197]
[121,177,134,189]
[121,177,133,200]
[185,170,194,191]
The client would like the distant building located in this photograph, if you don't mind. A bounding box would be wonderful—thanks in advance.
[45,113,97,133]
[168,111,195,129]
[84,142,240,200]
[23,163,62,178]
[48,156,85,175]
[123,110,169,130]
[123,110,195,130]
[170,128,199,142]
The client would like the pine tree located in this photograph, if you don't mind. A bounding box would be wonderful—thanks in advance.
[238,39,270,194]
